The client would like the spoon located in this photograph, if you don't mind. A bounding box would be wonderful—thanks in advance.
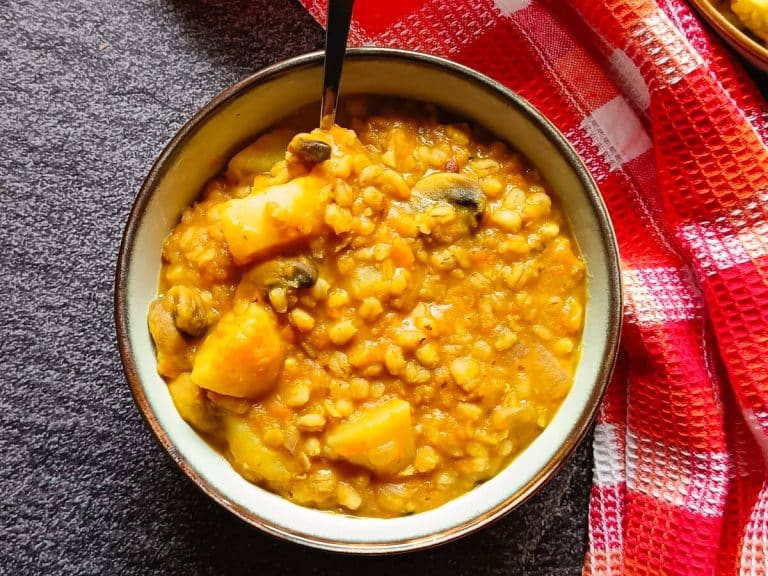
[320,0,355,129]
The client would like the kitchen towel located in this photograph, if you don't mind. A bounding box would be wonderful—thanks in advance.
[299,1,768,574]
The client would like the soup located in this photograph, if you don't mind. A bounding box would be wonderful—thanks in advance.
[148,98,586,517]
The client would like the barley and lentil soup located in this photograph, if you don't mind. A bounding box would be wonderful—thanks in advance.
[148,98,586,518]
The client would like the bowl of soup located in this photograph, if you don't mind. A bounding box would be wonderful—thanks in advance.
[115,48,621,552]
[689,0,768,71]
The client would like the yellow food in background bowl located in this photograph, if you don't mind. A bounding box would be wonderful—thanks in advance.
[691,0,768,71]
[148,98,586,517]
[731,0,768,43]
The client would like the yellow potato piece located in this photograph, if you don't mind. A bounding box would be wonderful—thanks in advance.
[226,416,297,487]
[226,128,295,182]
[218,176,328,264]
[326,398,415,476]
[731,0,768,42]
[191,302,284,399]
[522,342,572,402]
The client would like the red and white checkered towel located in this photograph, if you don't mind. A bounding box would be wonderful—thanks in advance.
[300,0,768,573]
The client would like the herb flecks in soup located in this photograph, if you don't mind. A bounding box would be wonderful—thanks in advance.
[148,98,586,517]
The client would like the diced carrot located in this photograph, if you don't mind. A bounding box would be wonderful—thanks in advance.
[469,249,492,265]
[390,239,415,267]
[265,399,293,421]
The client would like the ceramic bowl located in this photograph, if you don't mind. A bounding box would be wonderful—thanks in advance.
[115,48,622,553]
[689,0,768,71]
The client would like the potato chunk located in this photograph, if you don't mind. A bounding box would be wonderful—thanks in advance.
[326,398,415,476]
[218,176,328,264]
[191,302,284,398]
[512,342,572,401]
[526,342,572,401]
[227,128,294,182]
[226,416,297,487]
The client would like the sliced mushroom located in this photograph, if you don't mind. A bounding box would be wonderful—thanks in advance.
[247,255,318,291]
[289,137,332,164]
[412,172,486,226]
[410,173,487,242]
[148,299,192,378]
[165,285,213,337]
[237,255,319,309]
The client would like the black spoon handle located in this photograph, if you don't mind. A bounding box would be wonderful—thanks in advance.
[320,0,355,128]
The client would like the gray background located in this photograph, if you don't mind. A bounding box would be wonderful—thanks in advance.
[1,1,764,574]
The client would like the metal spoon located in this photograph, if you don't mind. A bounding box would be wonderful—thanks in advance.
[320,0,355,129]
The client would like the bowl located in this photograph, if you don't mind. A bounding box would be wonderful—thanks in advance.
[115,47,622,553]
[689,0,768,72]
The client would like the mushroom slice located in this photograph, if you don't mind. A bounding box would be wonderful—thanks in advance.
[246,255,318,292]
[410,173,487,241]
[148,299,192,378]
[289,136,332,164]
[236,255,320,308]
[412,172,486,226]
[165,285,213,337]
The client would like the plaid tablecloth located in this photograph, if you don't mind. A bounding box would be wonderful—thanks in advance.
[301,1,768,573]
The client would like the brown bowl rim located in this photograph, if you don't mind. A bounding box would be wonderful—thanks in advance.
[688,0,768,68]
[114,47,623,554]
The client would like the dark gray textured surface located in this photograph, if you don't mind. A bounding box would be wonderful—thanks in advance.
[0,1,593,574]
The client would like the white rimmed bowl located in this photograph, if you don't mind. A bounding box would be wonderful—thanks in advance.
[115,48,622,553]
